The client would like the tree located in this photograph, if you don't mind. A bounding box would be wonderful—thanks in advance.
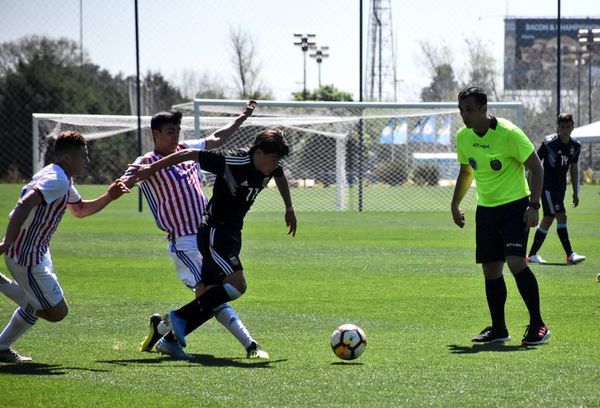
[173,69,228,100]
[292,84,353,101]
[462,38,500,100]
[229,27,272,99]
[0,36,130,180]
[417,41,459,102]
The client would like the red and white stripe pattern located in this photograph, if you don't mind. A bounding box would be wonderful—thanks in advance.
[133,144,207,240]
[7,164,81,266]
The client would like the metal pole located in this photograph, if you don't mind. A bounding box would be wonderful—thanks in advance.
[134,0,143,212]
[577,52,581,125]
[588,52,592,124]
[556,0,561,118]
[358,0,364,211]
[303,51,307,100]
[79,0,83,68]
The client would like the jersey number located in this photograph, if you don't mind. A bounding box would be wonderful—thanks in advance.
[561,156,569,167]
[246,187,260,202]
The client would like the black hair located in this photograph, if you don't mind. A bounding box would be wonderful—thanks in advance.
[458,86,487,107]
[557,112,574,125]
[54,131,86,155]
[150,110,182,131]
[250,128,290,158]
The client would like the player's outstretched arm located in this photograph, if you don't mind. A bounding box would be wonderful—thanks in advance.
[0,190,43,254]
[127,149,200,182]
[274,174,296,237]
[68,180,130,218]
[204,100,257,150]
[450,164,474,228]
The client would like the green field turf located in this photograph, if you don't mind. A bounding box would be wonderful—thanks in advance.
[0,183,599,407]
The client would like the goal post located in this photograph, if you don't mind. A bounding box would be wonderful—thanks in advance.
[32,99,524,212]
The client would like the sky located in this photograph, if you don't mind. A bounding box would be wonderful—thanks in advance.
[1,0,600,101]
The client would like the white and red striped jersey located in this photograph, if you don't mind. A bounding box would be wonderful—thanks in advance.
[7,163,82,266]
[124,139,207,240]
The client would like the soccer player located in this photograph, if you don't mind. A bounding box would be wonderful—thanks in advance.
[451,86,551,346]
[120,102,269,359]
[527,112,585,265]
[0,131,129,362]
[129,127,296,358]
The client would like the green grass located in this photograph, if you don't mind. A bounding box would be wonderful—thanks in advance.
[0,184,599,407]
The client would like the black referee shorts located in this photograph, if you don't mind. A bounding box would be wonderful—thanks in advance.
[541,189,566,216]
[475,197,529,263]
[197,223,243,285]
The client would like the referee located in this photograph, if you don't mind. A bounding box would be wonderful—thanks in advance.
[451,86,551,346]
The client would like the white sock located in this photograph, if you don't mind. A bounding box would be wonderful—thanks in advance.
[0,273,27,307]
[157,320,169,335]
[213,303,254,349]
[0,306,38,350]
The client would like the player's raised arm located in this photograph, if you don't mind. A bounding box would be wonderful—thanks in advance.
[128,148,200,182]
[204,100,257,150]
[274,174,296,237]
[68,180,130,218]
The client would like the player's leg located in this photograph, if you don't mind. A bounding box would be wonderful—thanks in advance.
[0,253,66,362]
[472,205,510,343]
[555,211,586,264]
[504,199,550,345]
[0,270,27,307]
[528,190,557,263]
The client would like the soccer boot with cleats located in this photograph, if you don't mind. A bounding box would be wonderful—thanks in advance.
[521,324,551,346]
[471,326,511,343]
[155,338,192,360]
[566,252,586,265]
[527,254,547,264]
[140,313,163,352]
[0,348,32,363]
[246,341,269,359]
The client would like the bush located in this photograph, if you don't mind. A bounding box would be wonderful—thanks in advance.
[374,160,408,186]
[413,164,440,186]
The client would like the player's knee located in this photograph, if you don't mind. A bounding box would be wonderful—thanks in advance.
[38,302,69,322]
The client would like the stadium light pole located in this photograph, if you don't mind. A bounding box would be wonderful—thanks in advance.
[309,45,330,88]
[293,34,316,100]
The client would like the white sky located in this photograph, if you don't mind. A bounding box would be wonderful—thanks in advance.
[1,0,599,101]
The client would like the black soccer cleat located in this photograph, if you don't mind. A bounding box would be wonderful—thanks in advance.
[471,326,511,343]
[521,325,551,346]
[139,313,163,352]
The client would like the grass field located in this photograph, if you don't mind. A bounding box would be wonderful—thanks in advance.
[0,183,599,407]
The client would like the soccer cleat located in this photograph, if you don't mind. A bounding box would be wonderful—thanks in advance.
[246,341,269,359]
[522,325,551,346]
[155,338,192,360]
[140,313,163,352]
[566,252,586,265]
[167,311,187,348]
[527,254,547,264]
[471,326,511,343]
[0,348,32,363]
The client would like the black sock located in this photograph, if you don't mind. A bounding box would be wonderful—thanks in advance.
[557,225,573,257]
[514,267,543,326]
[485,276,507,331]
[184,309,214,336]
[173,285,232,329]
[528,228,547,256]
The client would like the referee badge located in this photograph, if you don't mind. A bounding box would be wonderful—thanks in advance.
[490,159,502,171]
[468,158,477,170]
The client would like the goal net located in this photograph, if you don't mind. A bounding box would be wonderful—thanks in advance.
[33,99,523,212]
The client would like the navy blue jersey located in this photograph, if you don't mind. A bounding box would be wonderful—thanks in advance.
[537,135,581,192]
[196,148,283,229]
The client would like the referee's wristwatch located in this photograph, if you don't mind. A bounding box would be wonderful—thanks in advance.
[527,201,541,210]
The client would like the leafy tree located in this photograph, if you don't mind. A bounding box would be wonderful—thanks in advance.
[420,64,459,102]
[293,84,353,101]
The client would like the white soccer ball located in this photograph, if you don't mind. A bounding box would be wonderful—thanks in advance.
[596,273,600,282]
[330,323,367,360]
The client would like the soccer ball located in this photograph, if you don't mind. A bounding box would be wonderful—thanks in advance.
[330,324,367,360]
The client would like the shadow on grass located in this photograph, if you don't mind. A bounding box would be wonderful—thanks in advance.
[0,362,110,376]
[330,361,364,366]
[447,343,536,354]
[98,353,286,368]
[534,262,572,267]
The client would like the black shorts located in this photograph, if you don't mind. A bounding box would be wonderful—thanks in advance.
[197,224,243,286]
[541,189,566,216]
[475,197,529,263]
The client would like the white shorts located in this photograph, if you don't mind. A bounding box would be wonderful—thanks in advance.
[169,235,203,289]
[4,251,64,310]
